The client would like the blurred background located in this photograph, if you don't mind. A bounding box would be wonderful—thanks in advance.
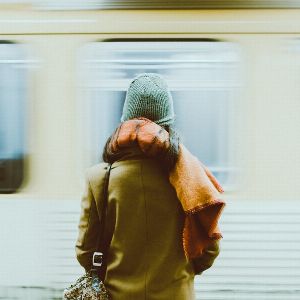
[0,1,300,299]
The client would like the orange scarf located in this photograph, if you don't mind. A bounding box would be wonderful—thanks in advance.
[108,117,226,260]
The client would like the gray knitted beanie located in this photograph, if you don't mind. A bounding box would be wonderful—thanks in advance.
[120,73,175,126]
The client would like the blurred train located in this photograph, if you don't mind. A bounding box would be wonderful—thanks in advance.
[0,1,300,299]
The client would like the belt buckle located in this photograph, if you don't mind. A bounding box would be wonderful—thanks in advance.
[92,252,103,267]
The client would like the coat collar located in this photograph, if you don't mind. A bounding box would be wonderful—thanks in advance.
[111,144,147,162]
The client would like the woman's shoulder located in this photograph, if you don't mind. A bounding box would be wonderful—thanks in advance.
[85,162,110,185]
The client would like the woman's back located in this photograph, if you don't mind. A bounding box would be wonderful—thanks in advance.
[83,146,195,300]
[75,73,223,299]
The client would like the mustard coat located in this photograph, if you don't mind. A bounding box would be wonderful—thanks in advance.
[75,146,220,300]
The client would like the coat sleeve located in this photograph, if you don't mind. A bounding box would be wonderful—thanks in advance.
[191,239,221,275]
[75,171,101,272]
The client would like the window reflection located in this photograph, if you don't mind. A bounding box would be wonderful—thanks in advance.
[0,42,27,193]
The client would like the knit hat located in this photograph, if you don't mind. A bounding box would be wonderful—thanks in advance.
[121,73,175,126]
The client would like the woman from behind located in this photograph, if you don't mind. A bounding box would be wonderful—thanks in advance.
[75,73,225,300]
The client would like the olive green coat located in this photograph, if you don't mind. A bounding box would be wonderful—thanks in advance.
[75,146,220,300]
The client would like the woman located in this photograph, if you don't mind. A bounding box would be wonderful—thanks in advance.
[75,73,224,300]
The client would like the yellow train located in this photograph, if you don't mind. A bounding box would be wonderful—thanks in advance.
[0,2,299,299]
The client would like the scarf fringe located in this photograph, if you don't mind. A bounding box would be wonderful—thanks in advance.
[182,199,226,259]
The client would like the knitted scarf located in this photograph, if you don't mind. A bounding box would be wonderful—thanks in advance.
[104,117,226,260]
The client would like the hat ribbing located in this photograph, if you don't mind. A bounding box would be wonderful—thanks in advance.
[121,73,175,126]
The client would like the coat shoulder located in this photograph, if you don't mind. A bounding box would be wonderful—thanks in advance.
[85,162,109,188]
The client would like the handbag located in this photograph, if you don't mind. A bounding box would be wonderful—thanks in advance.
[63,163,113,300]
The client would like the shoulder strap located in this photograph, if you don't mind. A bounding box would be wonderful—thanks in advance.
[98,163,112,251]
[91,163,112,277]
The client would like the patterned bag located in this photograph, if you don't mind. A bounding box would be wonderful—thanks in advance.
[63,164,112,300]
[62,268,110,300]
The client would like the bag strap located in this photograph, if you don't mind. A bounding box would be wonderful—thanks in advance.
[91,163,112,277]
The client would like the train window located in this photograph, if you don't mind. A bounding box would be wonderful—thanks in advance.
[79,40,240,187]
[0,42,27,193]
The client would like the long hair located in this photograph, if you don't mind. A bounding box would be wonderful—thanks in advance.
[102,123,180,172]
